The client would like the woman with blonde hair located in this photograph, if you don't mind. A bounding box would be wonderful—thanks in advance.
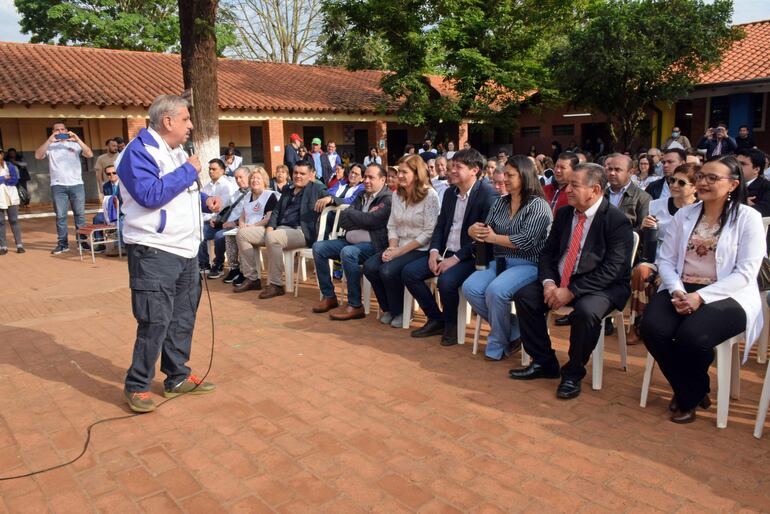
[233,167,279,292]
[363,154,440,327]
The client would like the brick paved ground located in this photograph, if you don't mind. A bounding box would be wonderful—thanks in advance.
[1,218,770,513]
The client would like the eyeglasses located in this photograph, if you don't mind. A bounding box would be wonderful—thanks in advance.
[694,172,733,185]
[105,172,117,176]
[665,176,690,187]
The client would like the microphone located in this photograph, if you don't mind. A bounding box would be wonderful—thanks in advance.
[182,140,201,190]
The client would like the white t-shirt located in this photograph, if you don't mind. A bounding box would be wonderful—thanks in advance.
[46,141,84,186]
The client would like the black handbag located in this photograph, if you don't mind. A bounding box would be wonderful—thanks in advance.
[758,257,770,291]
[16,184,29,206]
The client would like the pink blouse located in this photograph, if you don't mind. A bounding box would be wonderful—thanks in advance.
[681,219,719,285]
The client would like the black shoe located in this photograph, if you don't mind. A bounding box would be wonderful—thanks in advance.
[506,339,522,356]
[669,395,711,412]
[411,319,445,338]
[208,266,224,279]
[556,378,582,399]
[670,409,697,424]
[554,315,571,326]
[51,245,69,255]
[509,363,560,380]
[440,333,458,347]
[199,264,211,273]
[604,318,615,336]
[223,268,240,283]
[232,273,246,286]
[0,248,7,256]
[16,246,25,254]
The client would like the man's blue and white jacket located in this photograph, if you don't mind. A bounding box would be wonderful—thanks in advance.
[116,127,210,258]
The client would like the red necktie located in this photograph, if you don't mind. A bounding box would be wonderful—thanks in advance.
[560,212,587,288]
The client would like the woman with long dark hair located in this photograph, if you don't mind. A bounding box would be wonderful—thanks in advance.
[462,155,552,360]
[640,155,766,424]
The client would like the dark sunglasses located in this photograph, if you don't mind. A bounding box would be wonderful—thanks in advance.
[665,176,691,187]
[105,172,117,176]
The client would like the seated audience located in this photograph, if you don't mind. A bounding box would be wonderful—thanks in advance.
[640,156,765,423]
[604,153,651,230]
[270,164,290,192]
[260,160,328,299]
[93,164,124,256]
[387,167,398,191]
[311,163,393,320]
[737,148,770,217]
[511,163,633,400]
[492,167,508,196]
[216,167,250,282]
[544,152,578,214]
[462,156,552,360]
[321,163,365,206]
[327,163,346,189]
[628,163,699,344]
[363,155,440,327]
[364,147,382,167]
[631,155,659,190]
[646,148,686,200]
[198,159,237,276]
[403,148,497,346]
[233,167,279,292]
[221,147,243,176]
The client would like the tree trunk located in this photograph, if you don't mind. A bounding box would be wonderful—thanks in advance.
[179,0,220,185]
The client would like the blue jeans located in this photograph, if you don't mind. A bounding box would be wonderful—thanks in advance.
[198,223,226,268]
[402,253,476,324]
[312,239,376,307]
[51,184,86,246]
[363,249,426,316]
[462,258,538,359]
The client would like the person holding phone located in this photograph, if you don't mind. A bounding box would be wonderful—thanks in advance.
[35,121,94,254]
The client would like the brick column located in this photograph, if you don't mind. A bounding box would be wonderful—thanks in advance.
[262,119,284,175]
[375,120,388,167]
[458,122,469,149]
[124,117,147,141]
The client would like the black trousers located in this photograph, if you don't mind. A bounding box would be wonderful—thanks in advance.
[125,244,201,392]
[513,281,613,381]
[640,284,745,411]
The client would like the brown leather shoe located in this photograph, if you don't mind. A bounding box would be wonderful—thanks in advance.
[233,278,261,293]
[258,284,285,299]
[329,305,366,321]
[313,296,339,313]
[670,409,697,424]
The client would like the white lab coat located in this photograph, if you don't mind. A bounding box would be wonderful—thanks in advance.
[656,202,766,361]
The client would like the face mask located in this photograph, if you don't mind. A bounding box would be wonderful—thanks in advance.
[672,131,680,138]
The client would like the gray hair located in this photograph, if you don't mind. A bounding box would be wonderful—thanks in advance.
[148,94,189,131]
[574,162,607,190]
[233,166,250,176]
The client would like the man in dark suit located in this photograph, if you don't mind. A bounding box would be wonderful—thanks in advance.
[645,148,685,200]
[604,153,650,230]
[311,163,393,320]
[261,159,328,299]
[511,163,633,399]
[403,148,497,345]
[738,148,770,217]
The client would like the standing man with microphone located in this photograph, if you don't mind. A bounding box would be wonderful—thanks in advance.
[116,94,221,413]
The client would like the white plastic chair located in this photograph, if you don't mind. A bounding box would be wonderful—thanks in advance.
[641,333,742,429]
[754,356,770,438]
[401,278,438,329]
[77,195,121,263]
[754,216,770,363]
[291,205,346,297]
[282,205,335,294]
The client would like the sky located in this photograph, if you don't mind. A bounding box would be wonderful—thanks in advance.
[0,0,768,44]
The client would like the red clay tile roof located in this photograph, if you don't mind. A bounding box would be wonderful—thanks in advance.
[0,42,404,113]
[699,19,770,85]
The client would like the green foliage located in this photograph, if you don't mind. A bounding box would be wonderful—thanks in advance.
[549,0,742,149]
[321,0,593,127]
[14,0,235,54]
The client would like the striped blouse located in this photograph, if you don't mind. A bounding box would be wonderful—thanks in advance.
[485,195,552,263]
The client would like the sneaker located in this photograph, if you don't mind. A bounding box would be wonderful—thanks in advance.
[223,268,240,283]
[199,264,211,273]
[0,248,7,256]
[51,245,69,255]
[232,273,246,286]
[390,314,404,328]
[163,374,216,398]
[379,312,393,325]
[124,390,156,413]
[16,246,24,254]
[208,266,224,279]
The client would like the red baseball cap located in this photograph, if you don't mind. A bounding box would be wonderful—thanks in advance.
[290,133,303,142]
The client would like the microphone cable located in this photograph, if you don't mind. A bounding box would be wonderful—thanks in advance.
[0,272,216,481]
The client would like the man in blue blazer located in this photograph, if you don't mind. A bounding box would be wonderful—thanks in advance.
[403,148,498,346]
